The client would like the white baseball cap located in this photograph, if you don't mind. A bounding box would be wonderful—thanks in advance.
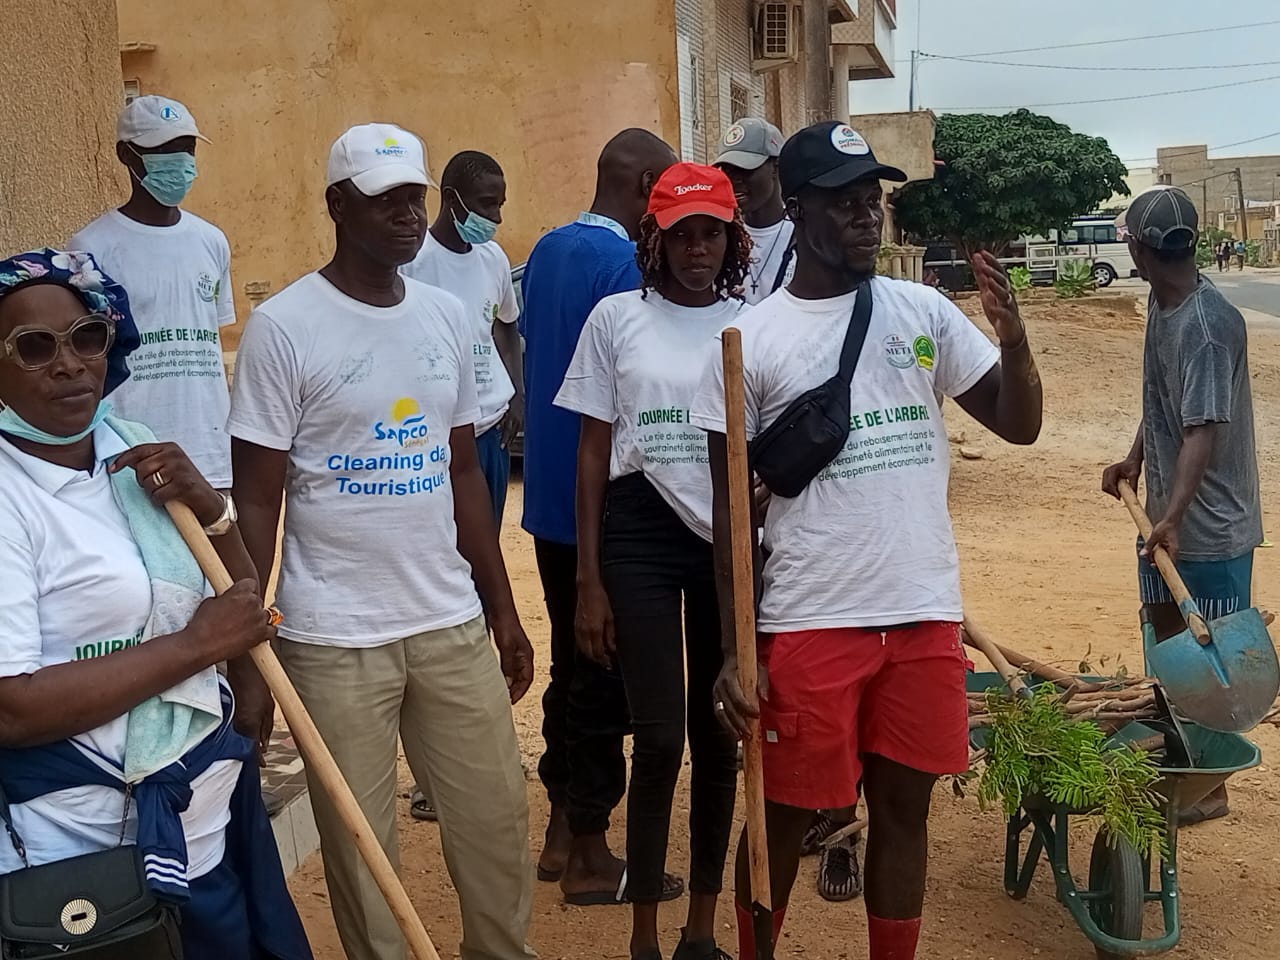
[118,95,209,148]
[327,123,435,196]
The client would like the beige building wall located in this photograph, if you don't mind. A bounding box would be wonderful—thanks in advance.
[0,1,124,255]
[115,0,682,335]
[1158,144,1280,228]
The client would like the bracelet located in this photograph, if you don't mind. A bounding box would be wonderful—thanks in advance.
[1000,332,1029,352]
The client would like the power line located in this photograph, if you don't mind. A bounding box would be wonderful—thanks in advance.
[1121,131,1280,165]
[936,72,1280,111]
[931,19,1280,59]
[921,52,1280,72]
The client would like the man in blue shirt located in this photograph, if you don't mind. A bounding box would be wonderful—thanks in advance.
[521,128,677,904]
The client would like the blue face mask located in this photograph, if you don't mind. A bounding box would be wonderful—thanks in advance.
[0,399,111,446]
[132,149,198,207]
[450,190,499,246]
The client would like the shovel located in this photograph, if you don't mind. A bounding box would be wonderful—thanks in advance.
[722,328,774,960]
[961,618,1030,699]
[165,502,443,960]
[1117,480,1280,732]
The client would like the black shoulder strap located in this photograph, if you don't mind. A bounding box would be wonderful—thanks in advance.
[835,279,874,385]
[770,239,797,294]
[0,780,27,866]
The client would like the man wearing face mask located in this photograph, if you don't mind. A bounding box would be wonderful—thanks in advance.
[69,96,275,768]
[400,150,523,823]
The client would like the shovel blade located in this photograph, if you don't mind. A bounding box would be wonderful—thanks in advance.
[751,902,775,960]
[1148,607,1280,732]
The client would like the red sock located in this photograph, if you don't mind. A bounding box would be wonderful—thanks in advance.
[866,914,921,960]
[734,902,788,960]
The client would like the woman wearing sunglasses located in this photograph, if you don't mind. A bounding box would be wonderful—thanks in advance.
[0,249,309,958]
[555,164,751,960]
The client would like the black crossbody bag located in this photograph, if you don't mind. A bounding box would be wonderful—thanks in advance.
[749,279,873,498]
[0,783,182,959]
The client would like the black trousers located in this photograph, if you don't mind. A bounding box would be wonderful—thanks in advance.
[535,537,630,836]
[603,475,738,902]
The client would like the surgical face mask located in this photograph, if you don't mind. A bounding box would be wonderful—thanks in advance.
[0,398,111,446]
[450,190,499,245]
[130,148,198,207]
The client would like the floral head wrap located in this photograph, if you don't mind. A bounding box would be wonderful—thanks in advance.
[0,248,140,395]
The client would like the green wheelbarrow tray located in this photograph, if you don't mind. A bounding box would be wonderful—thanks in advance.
[969,671,1261,958]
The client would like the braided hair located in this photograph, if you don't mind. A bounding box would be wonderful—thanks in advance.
[637,211,753,301]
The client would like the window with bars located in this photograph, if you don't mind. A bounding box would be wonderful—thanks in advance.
[730,83,750,123]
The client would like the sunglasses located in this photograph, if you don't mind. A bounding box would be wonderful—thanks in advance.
[2,314,116,371]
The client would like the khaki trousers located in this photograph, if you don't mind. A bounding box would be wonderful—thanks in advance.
[279,616,535,960]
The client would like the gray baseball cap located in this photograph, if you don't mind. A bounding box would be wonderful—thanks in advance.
[1123,185,1198,251]
[714,118,785,170]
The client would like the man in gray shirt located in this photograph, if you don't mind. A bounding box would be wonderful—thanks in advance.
[1103,186,1262,822]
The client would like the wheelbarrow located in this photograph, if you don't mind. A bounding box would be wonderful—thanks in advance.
[969,617,1261,959]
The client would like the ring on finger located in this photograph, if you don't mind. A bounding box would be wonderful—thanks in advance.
[266,606,284,627]
[150,471,167,487]
[715,700,726,712]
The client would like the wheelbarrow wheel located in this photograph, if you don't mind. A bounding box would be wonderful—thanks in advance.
[1087,830,1144,960]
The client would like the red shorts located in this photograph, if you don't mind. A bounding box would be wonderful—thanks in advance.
[758,621,969,810]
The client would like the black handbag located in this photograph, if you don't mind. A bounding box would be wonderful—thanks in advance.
[0,784,182,959]
[750,279,873,498]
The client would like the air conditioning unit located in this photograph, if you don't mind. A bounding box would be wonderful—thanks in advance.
[754,1,800,68]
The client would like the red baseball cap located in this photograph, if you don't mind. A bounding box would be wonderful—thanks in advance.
[648,162,738,229]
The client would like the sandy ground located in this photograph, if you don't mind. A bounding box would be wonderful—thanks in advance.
[286,288,1280,960]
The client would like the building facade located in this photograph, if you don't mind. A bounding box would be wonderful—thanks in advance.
[1157,144,1280,237]
[0,1,124,255]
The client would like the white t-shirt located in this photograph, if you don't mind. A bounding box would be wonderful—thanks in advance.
[743,219,795,306]
[227,273,484,646]
[69,210,236,486]
[690,276,999,631]
[402,233,519,435]
[555,291,745,542]
[0,423,239,876]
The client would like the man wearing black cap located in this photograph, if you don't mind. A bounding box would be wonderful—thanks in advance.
[691,122,1043,960]
[1102,187,1261,824]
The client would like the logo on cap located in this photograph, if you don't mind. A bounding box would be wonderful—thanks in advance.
[674,183,714,196]
[831,125,870,156]
[376,137,408,158]
[724,123,746,147]
[160,105,181,123]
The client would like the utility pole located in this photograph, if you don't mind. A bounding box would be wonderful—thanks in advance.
[1202,181,1208,227]
[803,0,831,125]
[909,50,918,111]
[1235,167,1248,242]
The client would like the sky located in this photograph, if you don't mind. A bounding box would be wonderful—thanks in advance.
[850,0,1280,169]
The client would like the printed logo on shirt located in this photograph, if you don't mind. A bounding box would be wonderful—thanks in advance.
[196,272,219,303]
[912,335,936,371]
[376,137,408,157]
[883,334,915,369]
[373,397,431,447]
[76,625,145,660]
[328,397,449,497]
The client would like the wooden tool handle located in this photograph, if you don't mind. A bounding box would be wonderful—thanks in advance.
[993,642,1101,694]
[165,502,442,960]
[722,329,772,913]
[1116,480,1211,644]
[962,618,1030,698]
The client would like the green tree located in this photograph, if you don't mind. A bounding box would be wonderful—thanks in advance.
[894,110,1129,258]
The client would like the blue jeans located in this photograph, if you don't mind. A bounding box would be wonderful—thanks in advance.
[476,424,511,527]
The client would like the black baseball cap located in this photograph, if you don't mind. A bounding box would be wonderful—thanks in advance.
[1122,186,1199,251]
[779,121,908,198]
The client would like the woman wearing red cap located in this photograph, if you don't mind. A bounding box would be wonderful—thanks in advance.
[555,162,752,960]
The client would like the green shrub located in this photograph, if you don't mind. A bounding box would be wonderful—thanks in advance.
[1054,259,1094,299]
[1008,266,1032,293]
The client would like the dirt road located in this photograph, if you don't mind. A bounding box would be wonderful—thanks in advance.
[288,289,1280,960]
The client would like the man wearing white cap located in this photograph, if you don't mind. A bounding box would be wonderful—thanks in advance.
[228,123,536,960]
[69,95,274,751]
[714,118,794,305]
